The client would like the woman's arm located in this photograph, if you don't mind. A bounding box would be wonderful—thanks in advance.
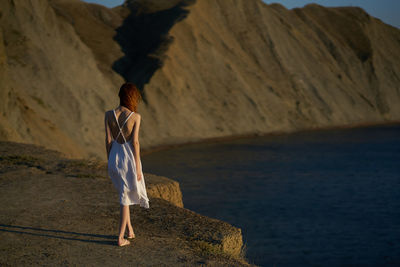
[104,112,113,160]
[132,113,142,181]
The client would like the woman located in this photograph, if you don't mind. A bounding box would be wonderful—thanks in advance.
[104,82,150,247]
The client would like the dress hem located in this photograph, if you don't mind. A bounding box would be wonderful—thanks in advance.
[120,198,150,209]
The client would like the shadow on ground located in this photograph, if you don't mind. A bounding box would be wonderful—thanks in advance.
[0,224,116,246]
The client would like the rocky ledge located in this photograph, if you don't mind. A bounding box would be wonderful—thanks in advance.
[0,141,254,266]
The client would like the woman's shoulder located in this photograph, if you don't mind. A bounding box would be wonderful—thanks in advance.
[106,108,115,113]
[131,112,141,124]
[104,109,115,119]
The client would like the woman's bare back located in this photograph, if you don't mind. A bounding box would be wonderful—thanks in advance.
[106,106,138,144]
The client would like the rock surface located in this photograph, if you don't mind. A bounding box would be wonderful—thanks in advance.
[0,0,399,159]
[146,173,184,208]
[0,141,252,266]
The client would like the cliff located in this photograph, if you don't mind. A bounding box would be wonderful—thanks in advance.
[146,173,184,208]
[0,141,252,265]
[0,0,399,159]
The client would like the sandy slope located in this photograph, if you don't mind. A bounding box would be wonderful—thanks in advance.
[0,0,399,159]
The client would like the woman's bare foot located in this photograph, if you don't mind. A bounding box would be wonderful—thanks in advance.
[127,229,135,239]
[118,237,130,247]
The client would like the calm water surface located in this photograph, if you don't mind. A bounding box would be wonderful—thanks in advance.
[142,125,400,266]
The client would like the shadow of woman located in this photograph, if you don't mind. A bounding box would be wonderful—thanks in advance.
[0,224,117,246]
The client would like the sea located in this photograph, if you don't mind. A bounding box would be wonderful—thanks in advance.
[142,124,400,266]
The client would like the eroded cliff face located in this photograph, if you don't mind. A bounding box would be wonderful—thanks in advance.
[0,0,399,159]
[137,0,400,148]
[0,0,121,158]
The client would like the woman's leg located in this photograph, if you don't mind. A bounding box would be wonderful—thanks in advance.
[118,205,130,245]
[126,206,134,237]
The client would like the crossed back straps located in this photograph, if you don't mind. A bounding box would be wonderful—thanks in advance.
[113,109,134,143]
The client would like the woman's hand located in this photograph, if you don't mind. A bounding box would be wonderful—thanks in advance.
[137,172,142,181]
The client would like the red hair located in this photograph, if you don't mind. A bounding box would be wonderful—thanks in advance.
[118,82,142,112]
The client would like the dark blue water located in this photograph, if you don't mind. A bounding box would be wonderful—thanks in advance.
[142,125,400,266]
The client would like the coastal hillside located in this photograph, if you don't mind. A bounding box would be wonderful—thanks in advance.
[1,0,399,159]
[0,141,252,266]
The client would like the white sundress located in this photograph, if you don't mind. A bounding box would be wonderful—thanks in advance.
[107,109,150,208]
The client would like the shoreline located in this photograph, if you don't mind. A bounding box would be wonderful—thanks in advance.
[141,120,400,156]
